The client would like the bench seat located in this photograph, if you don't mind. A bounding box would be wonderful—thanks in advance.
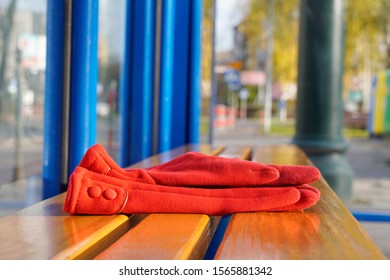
[0,144,386,260]
[214,145,386,259]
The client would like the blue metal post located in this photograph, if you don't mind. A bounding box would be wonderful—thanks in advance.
[118,0,155,167]
[171,0,190,148]
[158,0,176,152]
[188,0,203,144]
[68,0,99,174]
[42,0,65,199]
[130,0,156,163]
[118,0,133,166]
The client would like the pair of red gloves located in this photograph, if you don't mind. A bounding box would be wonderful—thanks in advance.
[63,144,321,216]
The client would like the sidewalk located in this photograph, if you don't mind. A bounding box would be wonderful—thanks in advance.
[213,118,390,258]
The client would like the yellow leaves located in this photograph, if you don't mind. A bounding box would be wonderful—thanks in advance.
[344,0,390,74]
[243,0,299,83]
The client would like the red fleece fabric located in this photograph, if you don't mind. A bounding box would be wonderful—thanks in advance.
[78,144,321,187]
[63,167,321,216]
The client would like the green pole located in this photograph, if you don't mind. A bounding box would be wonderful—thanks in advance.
[293,0,354,201]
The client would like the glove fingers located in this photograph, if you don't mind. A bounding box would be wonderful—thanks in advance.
[78,144,116,174]
[126,186,301,216]
[267,184,320,211]
[77,145,320,190]
[294,184,321,199]
[64,167,303,216]
[78,144,156,184]
[145,152,280,186]
[266,164,321,185]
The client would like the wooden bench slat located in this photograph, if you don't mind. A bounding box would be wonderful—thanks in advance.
[201,145,253,259]
[93,144,225,260]
[215,145,252,160]
[0,193,131,260]
[214,145,386,260]
[95,214,220,260]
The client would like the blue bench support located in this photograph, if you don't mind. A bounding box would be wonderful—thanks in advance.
[352,211,390,223]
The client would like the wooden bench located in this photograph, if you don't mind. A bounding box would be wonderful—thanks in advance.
[0,144,386,260]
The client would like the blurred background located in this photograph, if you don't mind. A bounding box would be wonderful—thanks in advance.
[0,0,389,255]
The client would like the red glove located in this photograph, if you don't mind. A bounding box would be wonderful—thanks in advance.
[78,144,320,187]
[63,167,320,216]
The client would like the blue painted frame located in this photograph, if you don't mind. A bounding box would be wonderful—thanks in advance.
[171,0,190,149]
[42,0,65,199]
[158,0,176,152]
[68,0,99,174]
[118,0,156,167]
[43,0,203,197]
[352,211,390,222]
[118,0,134,167]
[131,0,156,164]
[159,0,203,152]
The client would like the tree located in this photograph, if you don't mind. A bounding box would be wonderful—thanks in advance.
[344,0,390,77]
[237,0,299,84]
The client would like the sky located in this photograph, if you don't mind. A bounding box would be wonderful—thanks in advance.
[215,0,249,52]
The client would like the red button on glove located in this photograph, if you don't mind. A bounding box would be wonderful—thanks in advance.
[63,167,320,216]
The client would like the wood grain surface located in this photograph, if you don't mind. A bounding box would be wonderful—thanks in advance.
[93,144,225,260]
[0,193,131,259]
[1,144,384,260]
[95,214,219,260]
[213,145,387,260]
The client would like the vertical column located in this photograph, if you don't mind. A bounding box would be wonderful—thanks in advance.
[188,0,203,144]
[43,0,65,198]
[118,0,156,167]
[171,0,190,148]
[61,0,73,192]
[158,0,176,152]
[152,0,163,155]
[293,0,354,200]
[130,0,156,163]
[118,0,133,166]
[68,0,99,174]
[119,0,203,158]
